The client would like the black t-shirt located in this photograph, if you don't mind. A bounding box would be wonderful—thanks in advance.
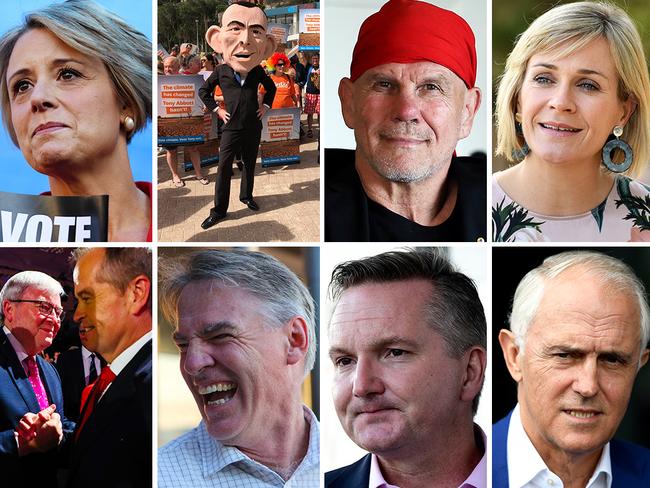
[325,148,486,242]
[367,196,463,241]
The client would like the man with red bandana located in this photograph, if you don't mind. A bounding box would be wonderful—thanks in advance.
[0,270,74,485]
[198,1,277,229]
[325,0,485,242]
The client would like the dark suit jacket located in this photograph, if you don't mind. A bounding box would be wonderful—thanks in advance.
[199,64,276,131]
[494,411,650,487]
[56,347,85,422]
[325,454,372,488]
[325,148,487,242]
[63,340,152,488]
[0,327,74,485]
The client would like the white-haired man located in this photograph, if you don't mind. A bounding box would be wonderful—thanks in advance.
[495,251,650,488]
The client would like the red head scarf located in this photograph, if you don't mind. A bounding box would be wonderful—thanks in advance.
[350,0,477,88]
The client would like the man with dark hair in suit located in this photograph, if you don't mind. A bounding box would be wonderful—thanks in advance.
[0,270,74,484]
[62,248,152,488]
[326,248,487,488]
[56,328,104,423]
[199,1,277,229]
[495,251,650,488]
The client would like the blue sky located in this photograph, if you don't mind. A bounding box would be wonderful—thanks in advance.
[0,0,152,194]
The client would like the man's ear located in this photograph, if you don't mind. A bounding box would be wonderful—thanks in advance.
[262,34,278,59]
[338,77,356,130]
[127,275,151,316]
[285,316,309,366]
[499,329,523,383]
[458,86,481,140]
[206,26,223,53]
[460,346,487,405]
[3,300,14,324]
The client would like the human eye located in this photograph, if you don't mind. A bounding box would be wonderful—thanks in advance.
[57,66,82,81]
[600,353,626,366]
[419,83,442,93]
[11,79,32,96]
[373,79,393,91]
[532,74,553,85]
[37,302,53,315]
[333,356,354,368]
[577,80,600,92]
[386,348,408,359]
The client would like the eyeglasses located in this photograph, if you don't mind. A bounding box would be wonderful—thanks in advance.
[277,63,285,67]
[10,300,65,320]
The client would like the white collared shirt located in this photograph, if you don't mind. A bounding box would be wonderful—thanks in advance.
[101,331,151,398]
[80,345,101,385]
[507,404,612,488]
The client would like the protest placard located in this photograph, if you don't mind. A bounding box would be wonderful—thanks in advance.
[158,74,206,145]
[260,107,301,167]
[0,192,108,242]
[299,8,320,50]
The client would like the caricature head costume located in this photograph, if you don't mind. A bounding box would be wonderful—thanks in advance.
[205,1,277,74]
[350,0,477,88]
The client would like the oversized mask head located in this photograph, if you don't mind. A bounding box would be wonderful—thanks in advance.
[205,3,277,74]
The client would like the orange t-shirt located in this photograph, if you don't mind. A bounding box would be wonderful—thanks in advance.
[261,74,296,109]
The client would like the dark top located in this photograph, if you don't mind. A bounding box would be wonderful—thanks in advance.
[325,454,372,488]
[198,64,276,131]
[325,148,486,242]
[305,64,320,94]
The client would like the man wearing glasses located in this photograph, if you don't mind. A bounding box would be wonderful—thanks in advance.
[0,270,75,484]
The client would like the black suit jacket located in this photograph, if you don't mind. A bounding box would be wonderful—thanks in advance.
[199,64,276,131]
[325,454,372,488]
[63,340,152,488]
[55,347,85,422]
[0,327,74,485]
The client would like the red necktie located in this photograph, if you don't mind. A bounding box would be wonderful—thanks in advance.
[25,356,49,410]
[75,366,115,440]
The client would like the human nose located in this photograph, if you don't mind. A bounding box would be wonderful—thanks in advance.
[573,358,599,398]
[392,87,421,124]
[548,82,576,113]
[183,339,215,376]
[30,80,57,113]
[72,303,83,323]
[352,357,384,397]
[240,28,252,46]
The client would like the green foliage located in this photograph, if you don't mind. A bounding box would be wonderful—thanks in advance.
[158,0,229,54]
[493,0,650,85]
[492,197,545,242]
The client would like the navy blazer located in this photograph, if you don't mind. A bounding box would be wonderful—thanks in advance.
[0,327,74,484]
[325,454,372,488]
[493,411,650,487]
[62,339,152,488]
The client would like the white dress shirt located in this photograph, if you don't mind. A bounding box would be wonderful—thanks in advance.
[507,404,612,488]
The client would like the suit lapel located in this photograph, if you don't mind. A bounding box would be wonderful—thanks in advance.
[0,328,40,413]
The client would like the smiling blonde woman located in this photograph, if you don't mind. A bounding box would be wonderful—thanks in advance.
[493,1,650,242]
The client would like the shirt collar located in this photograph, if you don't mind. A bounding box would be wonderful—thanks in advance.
[109,331,151,375]
[507,404,612,488]
[199,405,320,480]
[369,424,487,488]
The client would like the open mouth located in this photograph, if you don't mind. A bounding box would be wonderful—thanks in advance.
[539,123,581,133]
[234,53,253,59]
[199,382,238,406]
[79,325,95,334]
[564,409,600,419]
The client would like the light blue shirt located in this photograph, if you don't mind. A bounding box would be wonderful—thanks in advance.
[158,407,319,487]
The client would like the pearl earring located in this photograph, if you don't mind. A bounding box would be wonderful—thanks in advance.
[123,116,135,132]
